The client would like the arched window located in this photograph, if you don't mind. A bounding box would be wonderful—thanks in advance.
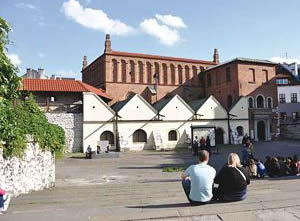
[178,65,183,84]
[267,97,272,109]
[168,130,177,141]
[121,59,126,82]
[138,61,143,83]
[257,95,264,108]
[162,63,168,84]
[100,131,114,144]
[170,64,175,85]
[130,60,135,83]
[248,97,253,108]
[227,95,233,109]
[185,65,190,81]
[133,129,147,143]
[192,66,198,85]
[236,126,244,136]
[112,59,118,82]
[146,62,152,84]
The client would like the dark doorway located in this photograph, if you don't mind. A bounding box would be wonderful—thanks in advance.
[257,96,264,108]
[257,121,266,141]
[216,128,224,144]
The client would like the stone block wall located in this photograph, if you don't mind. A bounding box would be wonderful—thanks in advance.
[46,113,83,152]
[280,123,300,139]
[0,140,55,197]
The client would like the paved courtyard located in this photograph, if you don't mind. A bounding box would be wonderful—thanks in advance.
[3,140,300,221]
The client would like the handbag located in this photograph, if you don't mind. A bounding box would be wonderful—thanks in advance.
[235,167,246,181]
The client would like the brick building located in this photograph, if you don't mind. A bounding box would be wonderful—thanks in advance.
[203,58,278,141]
[82,34,219,104]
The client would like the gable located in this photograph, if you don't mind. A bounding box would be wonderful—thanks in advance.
[197,96,227,119]
[118,95,157,120]
[159,95,194,120]
[229,97,249,119]
[83,92,115,122]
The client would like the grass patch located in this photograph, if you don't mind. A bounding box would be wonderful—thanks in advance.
[162,167,185,172]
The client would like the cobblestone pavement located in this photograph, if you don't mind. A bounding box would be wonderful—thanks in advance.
[2,140,300,221]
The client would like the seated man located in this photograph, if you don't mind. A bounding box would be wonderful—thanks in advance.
[181,150,216,205]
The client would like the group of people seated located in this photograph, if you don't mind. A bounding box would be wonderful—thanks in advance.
[192,136,212,156]
[181,150,250,205]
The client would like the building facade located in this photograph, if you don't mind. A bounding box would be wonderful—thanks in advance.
[203,58,278,141]
[82,34,219,104]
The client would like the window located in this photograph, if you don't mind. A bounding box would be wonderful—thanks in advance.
[207,73,212,87]
[227,95,233,109]
[226,67,231,82]
[291,93,297,103]
[133,129,147,143]
[292,112,299,120]
[100,131,114,144]
[280,112,287,120]
[263,70,268,83]
[267,98,272,108]
[276,79,289,85]
[248,97,254,108]
[249,68,255,82]
[256,95,264,108]
[168,130,178,141]
[279,94,286,103]
[50,96,56,102]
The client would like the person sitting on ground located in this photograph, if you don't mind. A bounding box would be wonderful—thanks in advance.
[214,153,250,202]
[0,188,11,215]
[269,157,281,177]
[278,156,287,176]
[291,155,300,175]
[242,145,249,167]
[256,160,266,178]
[264,156,272,175]
[247,159,257,178]
[181,150,216,205]
[284,158,293,176]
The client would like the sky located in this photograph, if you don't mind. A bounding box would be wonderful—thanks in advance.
[1,0,300,80]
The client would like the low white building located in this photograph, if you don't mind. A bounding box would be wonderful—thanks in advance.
[83,93,249,152]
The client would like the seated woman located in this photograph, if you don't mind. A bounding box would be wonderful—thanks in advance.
[214,153,250,202]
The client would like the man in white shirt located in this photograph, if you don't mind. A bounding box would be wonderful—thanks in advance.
[181,150,216,205]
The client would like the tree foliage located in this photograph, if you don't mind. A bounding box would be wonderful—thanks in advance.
[0,17,65,158]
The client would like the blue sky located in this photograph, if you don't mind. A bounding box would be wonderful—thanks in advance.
[2,0,300,79]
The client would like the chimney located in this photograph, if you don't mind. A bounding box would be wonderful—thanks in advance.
[38,68,44,79]
[82,56,87,69]
[213,48,219,64]
[104,34,112,53]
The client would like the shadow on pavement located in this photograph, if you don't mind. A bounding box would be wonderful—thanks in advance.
[127,202,191,209]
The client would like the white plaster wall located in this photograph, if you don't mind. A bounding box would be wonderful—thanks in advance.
[0,139,55,197]
[278,85,300,103]
[83,92,115,122]
[83,119,232,152]
[230,97,249,119]
[197,97,227,119]
[118,95,157,120]
[160,96,194,121]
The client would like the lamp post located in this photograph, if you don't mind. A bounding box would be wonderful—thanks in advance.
[115,112,122,152]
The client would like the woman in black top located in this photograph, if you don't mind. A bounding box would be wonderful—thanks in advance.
[214,153,250,202]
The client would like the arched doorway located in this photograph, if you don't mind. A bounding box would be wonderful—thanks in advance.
[257,121,266,141]
[216,128,224,144]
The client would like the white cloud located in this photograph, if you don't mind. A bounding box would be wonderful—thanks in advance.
[55,70,78,79]
[155,14,186,28]
[15,3,38,10]
[7,53,22,66]
[270,57,300,64]
[37,52,45,58]
[61,0,134,35]
[140,18,181,46]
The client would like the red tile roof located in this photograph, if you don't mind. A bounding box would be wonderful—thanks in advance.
[106,51,216,65]
[21,79,112,100]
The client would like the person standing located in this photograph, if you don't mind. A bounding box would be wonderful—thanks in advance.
[200,137,206,151]
[193,136,199,155]
[206,136,212,156]
[0,188,11,215]
[181,150,216,205]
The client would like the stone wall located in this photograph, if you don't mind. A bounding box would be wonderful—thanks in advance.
[280,123,300,139]
[0,140,55,197]
[46,113,83,152]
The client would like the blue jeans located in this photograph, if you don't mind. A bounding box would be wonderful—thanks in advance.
[0,195,3,208]
[182,179,208,205]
